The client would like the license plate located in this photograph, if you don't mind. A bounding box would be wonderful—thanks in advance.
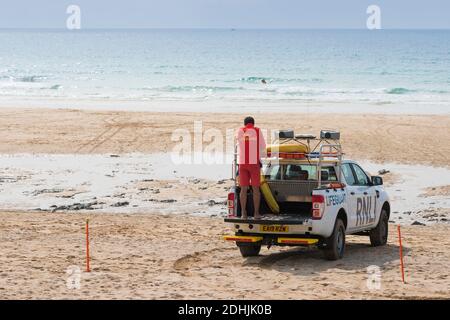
[260,225,289,232]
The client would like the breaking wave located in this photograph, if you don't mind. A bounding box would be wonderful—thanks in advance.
[139,85,245,92]
[239,76,323,84]
[16,75,48,83]
[385,87,416,95]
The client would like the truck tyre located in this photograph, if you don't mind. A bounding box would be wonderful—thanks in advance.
[237,244,261,257]
[369,209,389,246]
[323,219,346,260]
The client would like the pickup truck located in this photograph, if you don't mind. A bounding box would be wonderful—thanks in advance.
[224,131,391,260]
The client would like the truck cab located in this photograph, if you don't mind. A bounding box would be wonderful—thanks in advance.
[224,130,391,260]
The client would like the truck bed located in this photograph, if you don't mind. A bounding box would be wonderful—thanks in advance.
[224,213,310,225]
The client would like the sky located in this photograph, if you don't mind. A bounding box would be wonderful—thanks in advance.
[0,0,449,29]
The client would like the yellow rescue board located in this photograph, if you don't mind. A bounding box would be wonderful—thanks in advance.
[260,174,280,214]
[267,144,309,154]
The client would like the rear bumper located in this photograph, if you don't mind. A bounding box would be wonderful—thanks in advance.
[223,233,321,246]
[223,235,263,243]
[225,214,312,235]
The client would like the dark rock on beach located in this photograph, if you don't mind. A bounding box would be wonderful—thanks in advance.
[31,188,64,196]
[205,200,226,206]
[50,201,100,212]
[111,201,130,207]
[160,199,177,203]
[146,198,177,203]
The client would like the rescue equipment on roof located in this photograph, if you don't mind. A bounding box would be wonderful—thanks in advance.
[266,143,309,158]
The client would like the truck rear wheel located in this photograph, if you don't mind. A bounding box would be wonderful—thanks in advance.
[369,209,389,246]
[323,218,346,260]
[237,244,261,257]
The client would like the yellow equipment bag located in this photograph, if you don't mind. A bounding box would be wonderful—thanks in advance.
[266,143,309,154]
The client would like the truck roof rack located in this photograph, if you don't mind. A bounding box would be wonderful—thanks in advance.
[268,130,342,160]
[232,129,343,187]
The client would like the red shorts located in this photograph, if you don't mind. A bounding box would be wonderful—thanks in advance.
[238,164,261,187]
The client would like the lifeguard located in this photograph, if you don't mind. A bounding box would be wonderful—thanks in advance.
[236,116,266,219]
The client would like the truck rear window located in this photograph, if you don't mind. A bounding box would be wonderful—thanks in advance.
[265,164,337,181]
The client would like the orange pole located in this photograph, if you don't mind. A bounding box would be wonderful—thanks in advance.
[86,219,91,272]
[397,225,405,283]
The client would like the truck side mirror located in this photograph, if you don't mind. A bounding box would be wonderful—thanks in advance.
[371,176,383,186]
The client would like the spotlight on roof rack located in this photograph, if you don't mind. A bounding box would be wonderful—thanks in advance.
[320,130,340,140]
[276,130,294,139]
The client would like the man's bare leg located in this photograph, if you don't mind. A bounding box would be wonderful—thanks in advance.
[240,186,248,218]
[253,186,261,219]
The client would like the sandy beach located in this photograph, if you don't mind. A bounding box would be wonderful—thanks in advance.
[1,108,449,167]
[0,210,449,300]
[0,107,449,300]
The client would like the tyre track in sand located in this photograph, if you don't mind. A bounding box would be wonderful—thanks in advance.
[75,115,122,153]
[75,115,150,154]
[172,247,236,276]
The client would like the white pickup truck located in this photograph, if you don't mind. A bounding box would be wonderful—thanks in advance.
[224,130,391,260]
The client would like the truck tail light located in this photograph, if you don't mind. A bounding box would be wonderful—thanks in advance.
[227,192,235,217]
[311,195,325,220]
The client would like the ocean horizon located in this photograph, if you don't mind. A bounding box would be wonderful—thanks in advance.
[0,29,449,113]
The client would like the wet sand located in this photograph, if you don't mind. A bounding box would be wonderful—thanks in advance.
[0,154,449,225]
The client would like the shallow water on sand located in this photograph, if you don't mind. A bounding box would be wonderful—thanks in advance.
[0,153,448,224]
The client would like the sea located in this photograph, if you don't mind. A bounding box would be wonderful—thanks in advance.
[0,29,449,113]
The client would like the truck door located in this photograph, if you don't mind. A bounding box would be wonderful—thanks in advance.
[341,163,359,230]
[349,163,377,229]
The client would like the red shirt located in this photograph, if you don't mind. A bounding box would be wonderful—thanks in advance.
[236,123,266,165]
